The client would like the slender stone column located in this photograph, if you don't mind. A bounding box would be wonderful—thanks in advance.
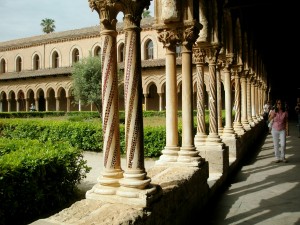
[7,99,11,112]
[26,99,29,112]
[16,99,20,112]
[194,47,207,146]
[241,70,251,130]
[117,12,156,200]
[158,93,163,111]
[55,97,60,111]
[45,97,49,111]
[86,1,123,198]
[198,44,228,174]
[205,44,223,144]
[221,54,235,136]
[66,97,70,112]
[35,98,39,111]
[177,26,201,166]
[251,78,258,123]
[232,66,245,135]
[216,62,223,134]
[144,94,148,111]
[156,30,180,164]
[247,73,254,126]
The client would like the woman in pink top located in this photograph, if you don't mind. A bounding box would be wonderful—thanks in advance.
[269,99,289,163]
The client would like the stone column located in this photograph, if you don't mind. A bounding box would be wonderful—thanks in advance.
[177,26,201,166]
[144,94,148,111]
[66,97,71,112]
[241,70,251,130]
[45,98,49,112]
[194,47,207,146]
[117,9,156,203]
[35,98,39,111]
[158,93,163,111]
[16,99,20,112]
[232,66,245,135]
[86,1,123,200]
[26,99,29,112]
[216,61,223,134]
[198,44,228,175]
[55,97,60,111]
[247,72,254,126]
[205,44,223,144]
[7,99,11,112]
[78,99,81,111]
[251,78,258,123]
[219,54,238,161]
[156,30,180,164]
[221,54,235,137]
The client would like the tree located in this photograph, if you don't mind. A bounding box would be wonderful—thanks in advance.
[40,18,56,34]
[71,55,102,116]
[142,10,151,18]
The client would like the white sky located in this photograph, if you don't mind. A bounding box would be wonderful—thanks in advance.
[0,0,154,42]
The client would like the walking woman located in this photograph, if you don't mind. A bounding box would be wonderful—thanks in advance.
[269,99,289,163]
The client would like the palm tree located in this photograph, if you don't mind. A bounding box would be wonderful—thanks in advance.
[40,18,56,34]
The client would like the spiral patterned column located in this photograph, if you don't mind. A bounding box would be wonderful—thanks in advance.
[194,47,207,146]
[247,73,254,126]
[205,45,222,144]
[232,66,245,135]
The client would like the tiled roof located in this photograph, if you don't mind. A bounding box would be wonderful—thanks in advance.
[0,67,72,80]
[0,58,186,81]
[0,17,155,51]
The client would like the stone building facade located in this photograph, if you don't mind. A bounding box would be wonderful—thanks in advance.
[0,17,210,113]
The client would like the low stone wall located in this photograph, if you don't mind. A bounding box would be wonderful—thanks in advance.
[31,121,266,225]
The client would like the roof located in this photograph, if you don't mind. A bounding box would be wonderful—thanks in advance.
[0,17,155,51]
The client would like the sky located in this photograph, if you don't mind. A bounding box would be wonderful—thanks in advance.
[0,0,154,42]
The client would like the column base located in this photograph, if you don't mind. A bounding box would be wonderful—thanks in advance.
[86,183,159,207]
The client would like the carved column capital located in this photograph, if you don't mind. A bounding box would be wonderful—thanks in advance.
[193,47,206,64]
[204,44,221,65]
[181,24,201,49]
[88,0,119,30]
[157,29,181,47]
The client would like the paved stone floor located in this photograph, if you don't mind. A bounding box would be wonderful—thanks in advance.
[195,120,300,225]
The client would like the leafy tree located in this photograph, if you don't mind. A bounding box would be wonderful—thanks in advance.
[142,10,151,18]
[71,55,102,116]
[40,18,56,34]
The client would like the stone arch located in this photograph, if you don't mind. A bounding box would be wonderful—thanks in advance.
[8,90,17,111]
[0,91,8,112]
[57,87,67,111]
[46,87,56,111]
[146,82,159,110]
[36,88,46,111]
[142,37,155,60]
[15,55,23,72]
[17,90,26,111]
[32,51,42,70]
[50,48,62,68]
[0,57,7,73]
[70,45,82,65]
[91,43,101,57]
[117,41,125,62]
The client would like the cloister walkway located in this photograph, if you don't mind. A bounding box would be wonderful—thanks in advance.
[195,119,300,225]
